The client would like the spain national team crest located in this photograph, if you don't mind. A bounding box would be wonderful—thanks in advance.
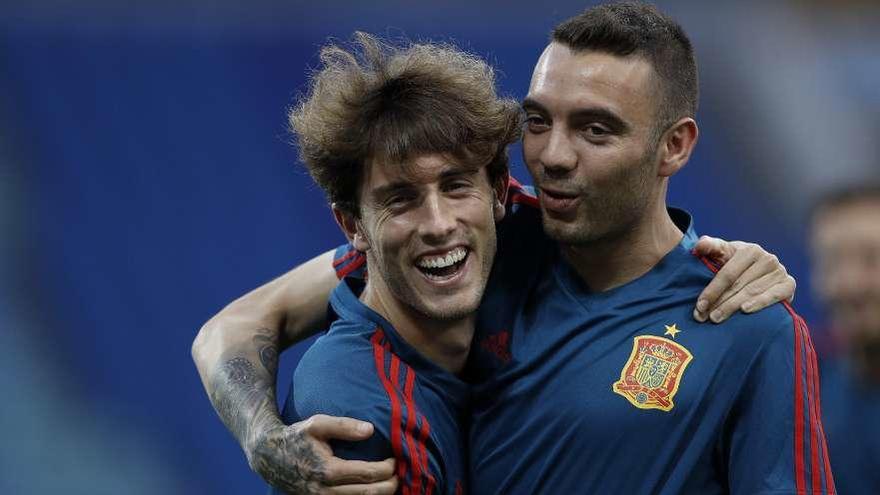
[612,335,693,412]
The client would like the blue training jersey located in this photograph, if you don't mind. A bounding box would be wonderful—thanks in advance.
[467,191,835,494]
[276,275,469,495]
[327,178,834,494]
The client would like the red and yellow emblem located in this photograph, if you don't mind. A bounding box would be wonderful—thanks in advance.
[612,335,693,412]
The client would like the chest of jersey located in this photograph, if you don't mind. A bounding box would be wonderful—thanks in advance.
[470,255,761,494]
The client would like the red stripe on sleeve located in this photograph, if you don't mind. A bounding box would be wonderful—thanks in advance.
[332,248,358,267]
[786,304,807,493]
[336,254,366,279]
[695,254,722,273]
[418,418,436,495]
[507,177,539,208]
[507,176,524,191]
[370,330,409,493]
[802,319,822,492]
[510,192,539,208]
[403,367,424,495]
[803,316,837,493]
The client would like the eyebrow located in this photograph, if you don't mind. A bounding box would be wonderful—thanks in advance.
[369,165,479,200]
[522,97,630,133]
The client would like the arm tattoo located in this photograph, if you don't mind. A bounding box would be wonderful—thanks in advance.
[210,356,274,448]
[208,328,328,492]
[250,426,328,492]
[254,329,279,376]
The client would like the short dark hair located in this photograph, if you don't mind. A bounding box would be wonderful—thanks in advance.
[812,182,880,220]
[552,1,698,131]
[289,32,523,216]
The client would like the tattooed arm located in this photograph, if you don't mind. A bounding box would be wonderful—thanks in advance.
[193,250,396,494]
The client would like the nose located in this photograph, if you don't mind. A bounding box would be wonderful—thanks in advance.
[539,127,577,177]
[418,193,457,243]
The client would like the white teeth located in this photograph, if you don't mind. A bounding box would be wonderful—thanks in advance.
[417,247,467,269]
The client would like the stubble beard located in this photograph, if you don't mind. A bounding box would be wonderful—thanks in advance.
[369,220,497,323]
[541,149,657,248]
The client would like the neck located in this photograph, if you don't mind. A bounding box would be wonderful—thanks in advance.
[562,199,683,292]
[361,283,473,375]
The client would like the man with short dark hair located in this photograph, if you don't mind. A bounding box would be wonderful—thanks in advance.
[811,183,880,493]
[193,2,818,494]
[462,4,831,492]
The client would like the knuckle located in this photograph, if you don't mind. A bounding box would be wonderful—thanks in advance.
[303,414,327,431]
[300,417,316,432]
[716,272,734,285]
[322,465,339,482]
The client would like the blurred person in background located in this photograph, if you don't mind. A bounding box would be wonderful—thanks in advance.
[812,183,880,493]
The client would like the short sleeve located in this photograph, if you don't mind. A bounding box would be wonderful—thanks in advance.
[282,329,446,494]
[281,333,392,462]
[332,243,366,280]
[724,307,835,494]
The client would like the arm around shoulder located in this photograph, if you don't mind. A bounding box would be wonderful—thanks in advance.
[191,249,394,493]
[192,248,338,387]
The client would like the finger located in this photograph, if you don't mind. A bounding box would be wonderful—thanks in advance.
[693,246,759,321]
[708,271,780,323]
[323,457,396,486]
[706,256,777,315]
[692,235,733,262]
[742,276,797,313]
[305,414,375,442]
[326,476,399,495]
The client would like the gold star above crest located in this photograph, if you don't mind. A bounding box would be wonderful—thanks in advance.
[664,324,681,339]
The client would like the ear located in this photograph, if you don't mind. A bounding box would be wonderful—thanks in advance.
[332,205,370,252]
[657,118,698,177]
[492,168,510,222]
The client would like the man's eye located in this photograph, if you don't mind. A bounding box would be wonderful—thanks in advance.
[445,181,471,191]
[526,115,549,132]
[387,194,416,207]
[583,124,611,137]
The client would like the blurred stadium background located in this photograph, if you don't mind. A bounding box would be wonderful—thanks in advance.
[1,0,877,493]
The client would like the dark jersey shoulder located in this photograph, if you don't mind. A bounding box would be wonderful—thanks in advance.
[289,319,394,462]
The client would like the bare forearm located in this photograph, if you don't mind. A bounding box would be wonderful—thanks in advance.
[191,251,338,468]
[205,328,332,491]
[206,327,282,459]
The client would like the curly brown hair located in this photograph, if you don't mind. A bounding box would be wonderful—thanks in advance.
[289,32,523,216]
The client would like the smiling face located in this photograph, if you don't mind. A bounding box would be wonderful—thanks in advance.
[339,153,506,321]
[522,43,665,246]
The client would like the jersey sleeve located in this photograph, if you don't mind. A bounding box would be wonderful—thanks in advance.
[283,328,446,494]
[724,306,835,494]
[332,243,366,280]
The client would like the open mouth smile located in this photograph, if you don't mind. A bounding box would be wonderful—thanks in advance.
[415,246,470,281]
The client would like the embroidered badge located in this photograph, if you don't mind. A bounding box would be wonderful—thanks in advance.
[612,335,693,412]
